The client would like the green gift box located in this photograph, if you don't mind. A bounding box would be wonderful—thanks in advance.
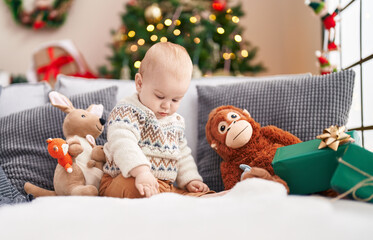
[330,144,373,203]
[272,131,361,195]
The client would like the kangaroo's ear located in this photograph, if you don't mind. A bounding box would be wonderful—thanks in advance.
[49,91,75,114]
[87,104,104,118]
[85,134,96,147]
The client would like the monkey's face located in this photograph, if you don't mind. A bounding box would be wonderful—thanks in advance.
[206,106,254,150]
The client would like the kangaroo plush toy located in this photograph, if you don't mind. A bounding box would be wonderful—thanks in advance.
[24,91,107,197]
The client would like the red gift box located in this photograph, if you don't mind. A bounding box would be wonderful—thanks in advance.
[31,40,97,88]
[34,46,79,88]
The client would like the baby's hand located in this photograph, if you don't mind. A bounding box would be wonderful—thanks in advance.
[186,180,210,193]
[135,171,159,198]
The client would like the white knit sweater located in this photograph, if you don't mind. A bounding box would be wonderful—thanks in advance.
[103,94,202,189]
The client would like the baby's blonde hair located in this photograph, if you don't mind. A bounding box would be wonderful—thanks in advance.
[139,42,193,79]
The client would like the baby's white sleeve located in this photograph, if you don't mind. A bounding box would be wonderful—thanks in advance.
[176,136,203,189]
[105,105,150,177]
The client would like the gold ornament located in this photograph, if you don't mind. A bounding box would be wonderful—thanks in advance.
[316,125,353,151]
[145,3,162,24]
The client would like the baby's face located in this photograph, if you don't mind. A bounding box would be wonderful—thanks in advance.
[136,67,190,119]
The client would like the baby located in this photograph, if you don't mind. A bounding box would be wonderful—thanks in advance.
[99,42,213,198]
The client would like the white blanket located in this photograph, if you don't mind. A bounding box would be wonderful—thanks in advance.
[1,179,372,240]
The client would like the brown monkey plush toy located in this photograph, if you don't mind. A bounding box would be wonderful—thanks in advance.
[205,105,302,191]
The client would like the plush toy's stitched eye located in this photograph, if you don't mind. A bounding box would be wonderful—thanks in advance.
[227,112,241,121]
[218,121,228,134]
[53,146,58,152]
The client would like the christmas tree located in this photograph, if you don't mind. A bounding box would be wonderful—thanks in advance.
[99,0,265,80]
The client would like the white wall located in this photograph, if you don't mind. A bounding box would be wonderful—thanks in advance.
[0,0,321,78]
[238,0,322,75]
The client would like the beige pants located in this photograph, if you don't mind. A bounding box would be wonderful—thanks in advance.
[99,174,214,198]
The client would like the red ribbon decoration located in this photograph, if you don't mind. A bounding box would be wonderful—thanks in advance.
[37,47,75,81]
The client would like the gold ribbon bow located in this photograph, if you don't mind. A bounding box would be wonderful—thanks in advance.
[316,125,352,151]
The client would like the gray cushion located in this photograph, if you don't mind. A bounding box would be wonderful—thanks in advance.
[0,82,51,118]
[196,70,355,191]
[0,86,118,195]
[55,74,136,102]
[0,165,28,206]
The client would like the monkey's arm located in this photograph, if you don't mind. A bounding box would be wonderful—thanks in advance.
[220,160,242,190]
[261,126,302,146]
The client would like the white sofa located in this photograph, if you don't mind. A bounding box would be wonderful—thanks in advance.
[0,73,373,240]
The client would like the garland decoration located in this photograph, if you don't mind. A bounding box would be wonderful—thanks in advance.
[4,0,73,30]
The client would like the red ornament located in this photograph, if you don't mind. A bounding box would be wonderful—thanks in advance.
[33,20,46,29]
[212,0,226,11]
[316,51,337,75]
[322,11,338,30]
[318,56,329,66]
[327,41,338,51]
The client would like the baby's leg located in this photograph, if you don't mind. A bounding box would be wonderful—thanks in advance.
[99,174,144,199]
[168,184,218,197]
[200,190,229,197]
